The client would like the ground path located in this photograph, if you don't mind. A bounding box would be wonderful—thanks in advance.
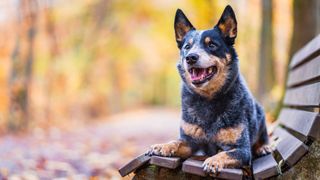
[0,107,180,179]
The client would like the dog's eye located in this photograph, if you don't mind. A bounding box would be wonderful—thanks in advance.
[184,44,191,50]
[208,42,217,49]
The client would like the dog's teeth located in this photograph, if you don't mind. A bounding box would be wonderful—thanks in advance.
[208,68,212,74]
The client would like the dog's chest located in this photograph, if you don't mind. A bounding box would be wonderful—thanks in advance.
[181,110,219,143]
[182,106,245,145]
[181,119,244,146]
[181,91,245,145]
[182,92,228,123]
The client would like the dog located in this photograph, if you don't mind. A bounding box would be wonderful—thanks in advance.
[148,5,271,174]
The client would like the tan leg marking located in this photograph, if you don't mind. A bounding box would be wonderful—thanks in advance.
[181,120,205,139]
[203,150,240,174]
[253,143,272,157]
[255,145,272,156]
[213,123,244,144]
[149,140,192,158]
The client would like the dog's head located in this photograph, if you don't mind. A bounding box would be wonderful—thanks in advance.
[175,5,238,98]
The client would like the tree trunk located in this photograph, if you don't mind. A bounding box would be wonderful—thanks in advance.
[289,0,320,60]
[257,0,275,102]
[8,0,37,132]
[44,1,58,127]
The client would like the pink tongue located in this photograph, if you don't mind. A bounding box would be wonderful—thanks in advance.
[191,69,207,81]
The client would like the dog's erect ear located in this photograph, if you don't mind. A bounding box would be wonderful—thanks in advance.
[174,9,195,49]
[216,5,237,45]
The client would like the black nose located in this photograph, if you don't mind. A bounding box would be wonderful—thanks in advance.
[186,53,199,65]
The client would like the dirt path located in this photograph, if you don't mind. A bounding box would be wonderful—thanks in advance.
[0,107,180,179]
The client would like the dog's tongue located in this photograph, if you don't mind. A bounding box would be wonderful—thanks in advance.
[191,68,207,81]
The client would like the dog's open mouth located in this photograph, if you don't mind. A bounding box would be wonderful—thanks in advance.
[188,66,217,85]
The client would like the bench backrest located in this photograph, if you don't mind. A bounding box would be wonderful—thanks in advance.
[253,34,320,179]
[275,34,320,168]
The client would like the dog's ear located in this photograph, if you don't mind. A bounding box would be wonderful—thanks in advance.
[215,5,237,45]
[174,9,195,49]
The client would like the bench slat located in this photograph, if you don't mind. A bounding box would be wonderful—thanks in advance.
[287,55,320,87]
[290,34,320,69]
[182,158,206,177]
[118,153,151,177]
[284,82,320,106]
[273,127,308,167]
[278,108,320,139]
[253,154,279,180]
[150,156,181,169]
[182,158,243,179]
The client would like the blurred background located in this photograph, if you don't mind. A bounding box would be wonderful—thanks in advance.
[0,0,319,179]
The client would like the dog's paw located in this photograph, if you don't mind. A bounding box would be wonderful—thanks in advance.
[202,156,225,174]
[148,141,178,157]
[202,152,241,175]
[255,144,272,157]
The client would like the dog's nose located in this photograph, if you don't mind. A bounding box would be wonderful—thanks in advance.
[186,53,199,65]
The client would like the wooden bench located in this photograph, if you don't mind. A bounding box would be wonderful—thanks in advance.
[118,34,320,179]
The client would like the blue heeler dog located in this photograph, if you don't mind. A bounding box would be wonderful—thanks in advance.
[148,5,271,174]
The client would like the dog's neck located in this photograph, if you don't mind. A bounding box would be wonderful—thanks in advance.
[211,72,241,102]
[223,71,239,95]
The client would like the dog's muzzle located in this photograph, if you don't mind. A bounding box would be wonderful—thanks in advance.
[188,66,217,85]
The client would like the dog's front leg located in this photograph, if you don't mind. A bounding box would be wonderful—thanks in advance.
[202,148,251,174]
[148,140,192,158]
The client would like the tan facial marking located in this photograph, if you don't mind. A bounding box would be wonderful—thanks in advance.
[213,124,244,144]
[204,37,211,44]
[181,120,205,139]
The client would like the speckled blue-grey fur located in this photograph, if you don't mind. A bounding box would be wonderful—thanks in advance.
[175,6,269,167]
[148,5,270,173]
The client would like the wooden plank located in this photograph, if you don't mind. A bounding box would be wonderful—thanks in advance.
[278,108,320,139]
[273,127,308,167]
[287,55,320,87]
[284,82,320,106]
[182,158,206,177]
[182,158,243,179]
[253,154,279,180]
[150,156,181,169]
[290,34,320,69]
[118,153,151,177]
